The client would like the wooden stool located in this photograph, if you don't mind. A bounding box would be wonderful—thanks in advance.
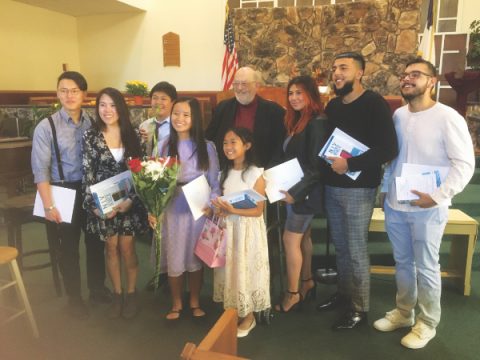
[0,246,39,338]
[0,193,62,296]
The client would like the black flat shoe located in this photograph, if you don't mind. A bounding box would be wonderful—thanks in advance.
[332,310,367,330]
[316,292,349,312]
[275,291,303,313]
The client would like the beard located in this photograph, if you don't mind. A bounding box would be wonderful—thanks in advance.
[400,83,429,102]
[333,80,354,97]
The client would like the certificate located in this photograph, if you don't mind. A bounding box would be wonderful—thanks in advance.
[33,185,76,223]
[90,170,134,215]
[182,175,211,220]
[395,163,450,204]
[263,158,304,203]
[319,127,369,180]
[395,173,438,203]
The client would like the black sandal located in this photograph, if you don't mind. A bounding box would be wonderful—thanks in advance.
[275,291,303,313]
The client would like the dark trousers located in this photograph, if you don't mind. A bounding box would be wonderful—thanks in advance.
[45,182,106,298]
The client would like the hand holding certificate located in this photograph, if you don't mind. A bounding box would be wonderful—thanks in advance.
[395,163,450,203]
[33,185,76,223]
[319,128,369,180]
[219,189,267,209]
[90,170,134,215]
[263,158,304,203]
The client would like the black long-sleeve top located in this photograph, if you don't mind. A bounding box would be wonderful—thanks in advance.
[324,90,398,188]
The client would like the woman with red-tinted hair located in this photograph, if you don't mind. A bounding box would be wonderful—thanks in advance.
[275,75,328,313]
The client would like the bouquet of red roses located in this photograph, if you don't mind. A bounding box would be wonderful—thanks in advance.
[128,156,179,288]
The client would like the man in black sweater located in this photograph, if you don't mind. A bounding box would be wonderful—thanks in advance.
[316,52,398,330]
[206,66,286,168]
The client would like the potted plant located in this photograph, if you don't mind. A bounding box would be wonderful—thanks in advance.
[125,81,149,105]
[466,20,480,70]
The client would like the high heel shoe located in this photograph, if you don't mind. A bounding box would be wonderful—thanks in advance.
[275,290,303,313]
[301,278,317,302]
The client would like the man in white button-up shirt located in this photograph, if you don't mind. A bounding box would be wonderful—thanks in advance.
[374,58,475,349]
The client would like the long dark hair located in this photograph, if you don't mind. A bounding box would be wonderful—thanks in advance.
[168,97,209,171]
[94,87,142,159]
[284,75,322,135]
[219,127,257,190]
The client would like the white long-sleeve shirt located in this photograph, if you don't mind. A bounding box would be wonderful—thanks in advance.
[381,102,475,212]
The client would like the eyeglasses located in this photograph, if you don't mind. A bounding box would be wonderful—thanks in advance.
[58,88,82,96]
[232,81,255,88]
[398,71,433,81]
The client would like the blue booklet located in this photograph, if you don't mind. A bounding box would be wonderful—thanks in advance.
[220,189,267,209]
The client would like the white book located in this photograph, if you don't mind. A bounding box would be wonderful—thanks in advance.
[33,185,76,223]
[318,127,369,180]
[220,189,267,209]
[90,170,133,215]
[263,158,304,203]
[182,174,211,221]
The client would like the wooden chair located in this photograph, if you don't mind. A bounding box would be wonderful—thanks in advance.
[180,309,248,360]
[0,246,39,338]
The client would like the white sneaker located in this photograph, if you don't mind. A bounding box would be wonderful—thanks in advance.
[401,320,436,349]
[237,318,256,338]
[373,309,414,332]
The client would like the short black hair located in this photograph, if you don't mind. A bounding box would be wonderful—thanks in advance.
[334,52,366,71]
[57,71,88,91]
[149,81,177,100]
[405,57,437,77]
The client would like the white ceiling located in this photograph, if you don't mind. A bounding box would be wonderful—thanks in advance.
[13,0,145,17]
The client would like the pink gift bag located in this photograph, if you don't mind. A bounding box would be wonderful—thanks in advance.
[194,216,227,268]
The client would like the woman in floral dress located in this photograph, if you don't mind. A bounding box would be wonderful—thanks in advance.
[82,87,147,319]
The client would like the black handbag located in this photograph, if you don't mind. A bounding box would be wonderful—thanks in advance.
[292,183,325,215]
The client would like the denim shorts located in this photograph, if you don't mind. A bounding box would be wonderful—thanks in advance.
[284,204,314,233]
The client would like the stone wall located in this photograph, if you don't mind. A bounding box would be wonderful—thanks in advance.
[234,0,422,95]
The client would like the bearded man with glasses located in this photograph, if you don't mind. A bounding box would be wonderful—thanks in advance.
[374,58,475,349]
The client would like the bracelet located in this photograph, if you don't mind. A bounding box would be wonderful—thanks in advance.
[44,205,56,212]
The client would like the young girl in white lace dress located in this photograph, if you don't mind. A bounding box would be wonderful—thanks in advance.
[212,127,271,338]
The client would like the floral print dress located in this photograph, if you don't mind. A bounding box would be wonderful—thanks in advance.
[82,128,148,241]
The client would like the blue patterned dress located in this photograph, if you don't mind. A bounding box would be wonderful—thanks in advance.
[159,139,220,276]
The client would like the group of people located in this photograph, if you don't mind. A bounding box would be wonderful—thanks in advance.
[31,51,475,349]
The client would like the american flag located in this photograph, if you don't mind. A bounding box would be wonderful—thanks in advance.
[418,0,436,66]
[222,5,238,90]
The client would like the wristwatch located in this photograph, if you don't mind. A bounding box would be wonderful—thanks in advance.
[44,205,56,212]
